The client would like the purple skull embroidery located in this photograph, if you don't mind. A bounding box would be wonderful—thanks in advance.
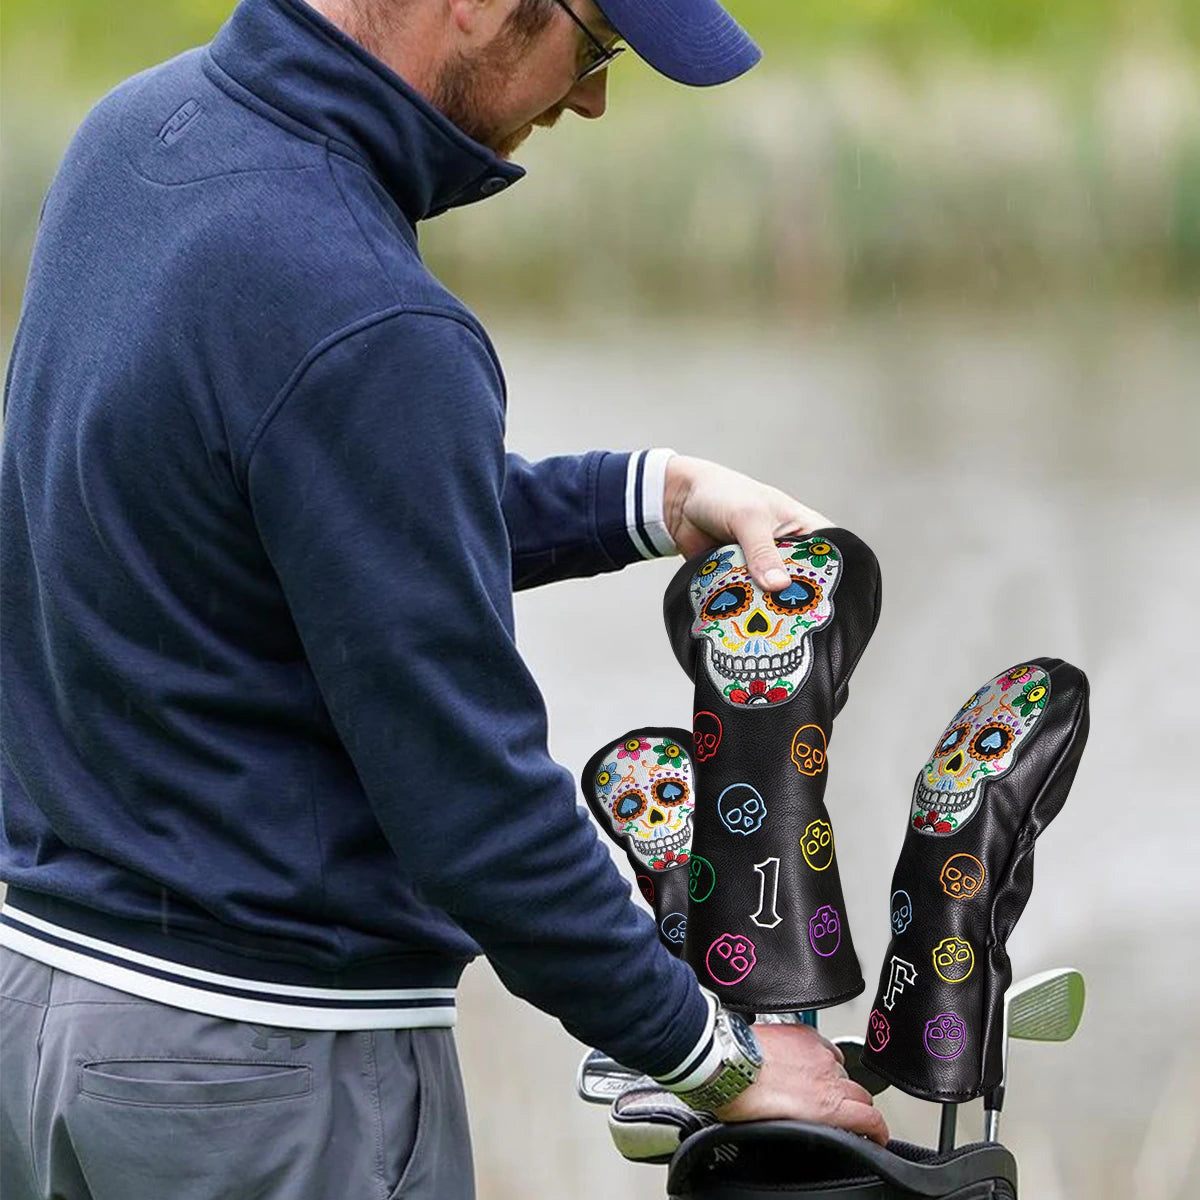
[808,905,842,957]
[924,1013,967,1060]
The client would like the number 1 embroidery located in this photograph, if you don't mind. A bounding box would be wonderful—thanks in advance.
[751,857,782,928]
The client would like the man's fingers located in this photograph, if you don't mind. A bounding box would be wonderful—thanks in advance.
[778,504,833,537]
[833,1096,890,1147]
[738,531,792,592]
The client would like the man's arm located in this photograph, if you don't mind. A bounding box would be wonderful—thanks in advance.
[503,448,677,590]
[244,308,709,1078]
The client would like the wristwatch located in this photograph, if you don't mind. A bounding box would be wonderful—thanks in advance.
[674,1004,763,1114]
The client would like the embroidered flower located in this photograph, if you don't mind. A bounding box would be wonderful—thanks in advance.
[653,740,684,767]
[789,539,838,569]
[695,549,735,582]
[1011,679,1049,718]
[913,809,955,835]
[593,762,618,795]
[617,738,650,761]
[649,849,690,870]
[1002,665,1036,689]
[728,678,790,705]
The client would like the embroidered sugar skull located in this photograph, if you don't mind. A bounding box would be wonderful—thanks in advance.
[660,912,688,945]
[910,665,1051,836]
[717,782,767,835]
[637,875,655,904]
[808,905,842,957]
[693,711,723,762]
[932,937,975,984]
[800,819,834,871]
[790,724,828,776]
[706,933,758,986]
[687,538,842,708]
[593,741,695,871]
[924,1013,967,1060]
[867,1009,891,1052]
[940,854,986,901]
[890,889,913,935]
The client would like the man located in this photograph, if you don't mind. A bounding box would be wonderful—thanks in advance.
[0,0,888,1195]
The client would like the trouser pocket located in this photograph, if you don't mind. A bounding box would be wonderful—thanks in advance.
[79,1058,311,1106]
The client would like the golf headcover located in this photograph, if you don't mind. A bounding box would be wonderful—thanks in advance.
[860,659,1090,1101]
[581,728,696,955]
[662,531,882,1012]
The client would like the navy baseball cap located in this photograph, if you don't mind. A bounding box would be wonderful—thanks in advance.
[594,0,761,87]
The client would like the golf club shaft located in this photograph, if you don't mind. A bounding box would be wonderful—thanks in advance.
[938,1103,957,1154]
[982,1083,1004,1142]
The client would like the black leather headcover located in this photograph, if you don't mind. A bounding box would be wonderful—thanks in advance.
[860,658,1090,1101]
[662,530,881,1012]
[581,727,697,955]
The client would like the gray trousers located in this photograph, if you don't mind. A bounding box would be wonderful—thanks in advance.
[0,948,474,1200]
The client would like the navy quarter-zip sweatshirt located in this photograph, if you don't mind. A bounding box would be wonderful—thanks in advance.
[0,0,719,1085]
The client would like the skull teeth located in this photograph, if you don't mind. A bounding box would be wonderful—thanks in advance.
[630,824,691,856]
[915,779,980,816]
[712,644,805,681]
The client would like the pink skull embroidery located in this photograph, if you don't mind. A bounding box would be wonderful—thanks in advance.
[705,934,758,986]
[867,1009,891,1052]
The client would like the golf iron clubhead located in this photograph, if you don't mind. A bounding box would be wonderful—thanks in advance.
[577,1047,641,1105]
[984,967,1085,1141]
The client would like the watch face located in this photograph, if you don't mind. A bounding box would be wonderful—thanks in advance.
[728,1012,764,1068]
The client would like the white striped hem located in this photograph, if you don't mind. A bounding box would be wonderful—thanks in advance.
[625,448,678,560]
[654,990,721,1093]
[0,906,457,1031]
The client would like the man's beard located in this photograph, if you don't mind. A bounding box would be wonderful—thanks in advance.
[432,36,565,159]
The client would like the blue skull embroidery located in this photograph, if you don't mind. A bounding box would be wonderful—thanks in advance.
[890,889,913,935]
[660,912,688,944]
[717,783,767,835]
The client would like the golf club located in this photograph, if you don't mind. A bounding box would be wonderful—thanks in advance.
[983,967,1085,1141]
[577,1048,641,1105]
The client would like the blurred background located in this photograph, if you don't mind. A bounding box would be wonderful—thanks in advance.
[3,1,1198,1197]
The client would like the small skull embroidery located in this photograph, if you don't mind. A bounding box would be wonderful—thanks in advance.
[890,889,913,935]
[932,937,975,984]
[687,855,716,903]
[808,905,842,957]
[940,854,986,901]
[687,539,842,708]
[924,1013,967,1060]
[800,819,834,871]
[717,783,767,836]
[867,1009,891,1052]
[790,724,828,776]
[660,912,688,945]
[692,711,723,762]
[911,665,1051,836]
[706,934,757,986]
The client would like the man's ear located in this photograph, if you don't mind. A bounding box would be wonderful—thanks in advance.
[446,0,512,40]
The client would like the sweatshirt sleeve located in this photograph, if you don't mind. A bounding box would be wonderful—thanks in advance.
[244,309,711,1079]
[504,448,679,590]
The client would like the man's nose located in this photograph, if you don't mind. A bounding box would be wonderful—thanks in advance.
[565,70,608,119]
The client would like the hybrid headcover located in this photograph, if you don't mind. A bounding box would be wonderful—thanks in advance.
[581,727,696,954]
[662,531,881,1011]
[861,659,1090,1101]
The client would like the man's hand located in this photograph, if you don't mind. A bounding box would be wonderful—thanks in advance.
[712,1023,890,1146]
[663,455,832,593]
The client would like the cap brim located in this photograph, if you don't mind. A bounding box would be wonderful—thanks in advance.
[595,0,762,87]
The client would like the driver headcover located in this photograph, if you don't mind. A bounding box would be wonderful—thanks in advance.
[663,530,881,1012]
[581,728,697,954]
[860,658,1090,1101]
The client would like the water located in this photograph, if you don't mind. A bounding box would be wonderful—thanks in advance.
[455,301,1200,1199]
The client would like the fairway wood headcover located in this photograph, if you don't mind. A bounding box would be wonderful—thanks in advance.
[581,728,696,955]
[860,659,1090,1101]
[662,531,882,1012]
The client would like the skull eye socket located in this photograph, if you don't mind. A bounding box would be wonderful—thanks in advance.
[936,724,970,757]
[652,778,690,807]
[970,723,1015,761]
[763,576,822,616]
[701,584,751,621]
[613,790,646,822]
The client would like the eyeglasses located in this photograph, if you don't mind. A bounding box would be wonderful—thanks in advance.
[551,0,625,81]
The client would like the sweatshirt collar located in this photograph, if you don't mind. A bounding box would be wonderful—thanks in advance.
[207,0,526,223]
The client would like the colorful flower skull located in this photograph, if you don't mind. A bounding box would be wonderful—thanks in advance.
[867,1009,891,1052]
[911,665,1051,836]
[717,782,767,836]
[924,1013,967,1060]
[940,853,986,901]
[705,933,757,986]
[890,889,913,935]
[592,740,695,870]
[687,538,842,708]
[808,904,842,957]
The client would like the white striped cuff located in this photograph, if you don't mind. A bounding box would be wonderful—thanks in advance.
[653,989,722,1093]
[625,447,679,560]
